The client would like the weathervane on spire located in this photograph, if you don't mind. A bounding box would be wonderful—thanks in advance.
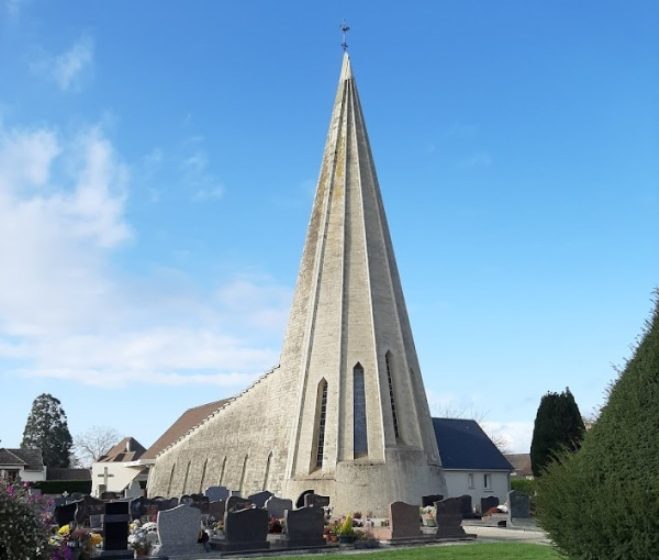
[340,20,350,52]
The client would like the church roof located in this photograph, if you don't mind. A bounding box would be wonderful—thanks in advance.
[98,437,146,462]
[0,448,44,470]
[142,399,230,460]
[432,418,513,471]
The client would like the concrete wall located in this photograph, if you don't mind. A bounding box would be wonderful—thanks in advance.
[148,367,297,499]
[443,470,511,511]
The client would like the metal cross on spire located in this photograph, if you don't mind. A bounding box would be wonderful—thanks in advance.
[340,20,350,52]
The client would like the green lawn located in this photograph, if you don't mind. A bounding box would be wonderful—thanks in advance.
[265,543,560,560]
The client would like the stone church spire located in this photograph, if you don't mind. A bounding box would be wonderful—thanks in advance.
[281,53,446,511]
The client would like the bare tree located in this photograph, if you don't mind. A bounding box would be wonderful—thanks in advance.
[434,404,511,454]
[74,426,120,467]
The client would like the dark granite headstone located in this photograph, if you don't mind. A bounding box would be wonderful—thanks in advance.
[248,490,273,508]
[54,501,77,527]
[434,499,467,538]
[224,507,269,551]
[129,496,147,520]
[284,505,325,547]
[458,495,473,518]
[295,489,314,509]
[303,493,330,509]
[508,490,531,522]
[100,491,120,500]
[75,495,106,525]
[265,496,293,519]
[179,494,193,506]
[102,501,131,554]
[205,485,230,502]
[190,494,210,513]
[208,500,225,522]
[226,495,253,512]
[389,501,422,540]
[481,496,499,514]
[422,494,443,507]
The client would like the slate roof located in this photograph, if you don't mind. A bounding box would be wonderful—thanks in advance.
[0,448,44,470]
[432,418,514,471]
[141,399,230,460]
[505,453,533,477]
[98,437,146,463]
[47,468,92,481]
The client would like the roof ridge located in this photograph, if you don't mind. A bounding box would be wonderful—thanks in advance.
[155,364,281,459]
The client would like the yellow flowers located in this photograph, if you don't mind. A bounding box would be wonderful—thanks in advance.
[57,524,70,536]
[90,532,102,546]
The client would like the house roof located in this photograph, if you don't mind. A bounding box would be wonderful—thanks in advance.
[141,399,230,460]
[47,468,92,481]
[98,437,146,463]
[505,453,533,477]
[0,448,44,470]
[432,418,514,471]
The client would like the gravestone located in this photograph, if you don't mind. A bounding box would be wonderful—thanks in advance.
[190,494,210,513]
[179,494,193,506]
[458,495,473,518]
[90,514,103,530]
[295,489,314,508]
[157,504,203,557]
[208,500,225,522]
[248,490,273,508]
[422,494,443,507]
[75,495,105,525]
[226,495,253,512]
[224,507,269,551]
[481,496,499,514]
[124,480,142,499]
[434,499,467,538]
[508,490,531,523]
[100,501,132,559]
[284,505,325,547]
[129,496,147,520]
[101,491,121,500]
[389,501,422,540]
[54,501,77,527]
[205,486,230,502]
[303,493,330,509]
[266,496,293,519]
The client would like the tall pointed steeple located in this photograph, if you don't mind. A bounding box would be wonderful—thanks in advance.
[281,54,446,511]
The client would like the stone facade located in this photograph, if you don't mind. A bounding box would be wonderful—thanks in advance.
[148,53,447,515]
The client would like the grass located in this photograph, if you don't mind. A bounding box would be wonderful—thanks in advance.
[263,543,560,560]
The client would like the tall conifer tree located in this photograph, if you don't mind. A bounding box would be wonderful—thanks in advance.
[530,387,585,476]
[21,393,73,468]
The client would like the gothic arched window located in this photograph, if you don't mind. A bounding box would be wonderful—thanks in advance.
[263,452,273,491]
[313,379,328,469]
[219,456,227,486]
[353,362,368,458]
[182,460,191,494]
[166,463,176,496]
[199,458,208,493]
[239,455,248,494]
[385,351,400,439]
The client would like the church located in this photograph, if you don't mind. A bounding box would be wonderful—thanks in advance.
[147,53,452,515]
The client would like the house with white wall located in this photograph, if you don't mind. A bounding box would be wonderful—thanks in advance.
[91,437,148,497]
[0,448,46,482]
[432,418,513,511]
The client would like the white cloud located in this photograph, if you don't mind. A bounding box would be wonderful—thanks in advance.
[180,140,225,202]
[481,421,534,454]
[30,34,94,92]
[53,34,94,91]
[0,123,287,388]
[459,151,493,168]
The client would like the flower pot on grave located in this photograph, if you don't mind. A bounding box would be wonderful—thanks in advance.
[338,535,356,544]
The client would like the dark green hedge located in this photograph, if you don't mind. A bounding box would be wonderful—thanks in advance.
[510,478,535,495]
[536,297,659,559]
[32,480,92,494]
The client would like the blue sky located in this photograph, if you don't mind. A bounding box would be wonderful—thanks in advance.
[1,1,657,454]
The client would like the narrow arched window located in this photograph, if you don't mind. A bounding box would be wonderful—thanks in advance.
[199,458,208,493]
[239,455,248,494]
[385,351,400,439]
[353,363,368,458]
[219,456,227,486]
[313,379,328,469]
[182,460,191,494]
[166,463,176,496]
[263,452,273,491]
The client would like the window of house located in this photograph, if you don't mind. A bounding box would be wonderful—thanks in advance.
[467,473,474,489]
[484,473,491,490]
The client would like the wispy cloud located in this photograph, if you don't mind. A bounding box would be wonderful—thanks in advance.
[180,146,225,202]
[5,0,26,17]
[459,151,493,168]
[0,123,287,388]
[30,33,94,92]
